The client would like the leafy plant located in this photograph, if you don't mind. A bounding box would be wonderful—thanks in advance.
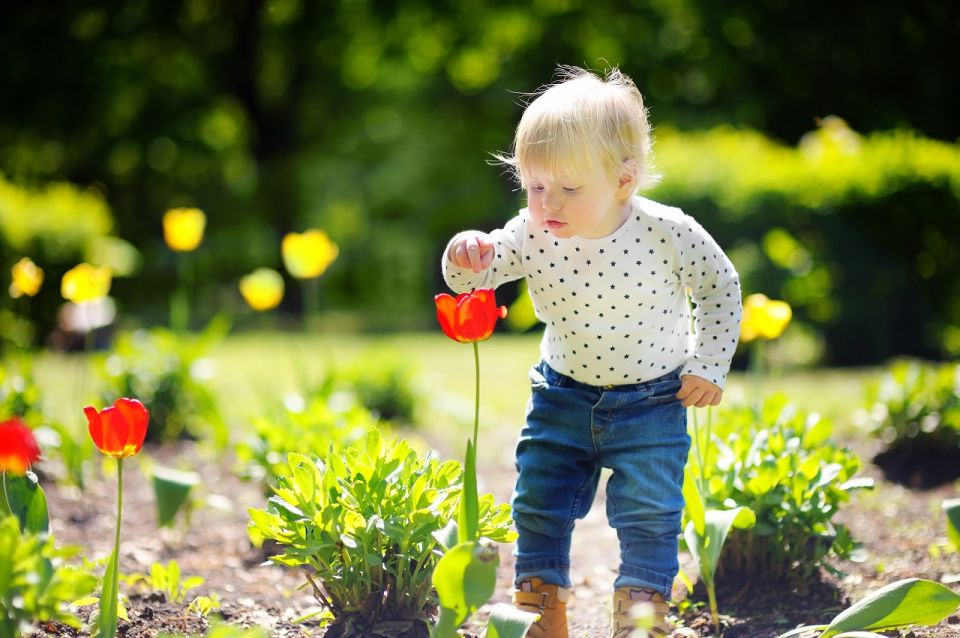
[778,578,960,638]
[236,390,378,488]
[329,350,422,424]
[124,560,205,604]
[0,359,42,419]
[945,498,960,553]
[96,319,228,446]
[186,594,221,618]
[247,428,515,635]
[865,360,960,454]
[689,395,871,584]
[682,409,756,635]
[0,514,97,637]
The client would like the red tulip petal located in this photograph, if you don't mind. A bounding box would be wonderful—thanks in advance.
[434,293,464,342]
[0,418,41,474]
[84,406,105,453]
[456,294,488,341]
[101,405,130,457]
[114,398,148,455]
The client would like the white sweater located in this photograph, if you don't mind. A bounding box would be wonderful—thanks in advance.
[442,196,742,388]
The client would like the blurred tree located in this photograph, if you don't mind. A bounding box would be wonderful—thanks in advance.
[1,1,957,358]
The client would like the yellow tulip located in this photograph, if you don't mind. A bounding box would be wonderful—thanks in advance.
[61,263,112,303]
[9,257,44,298]
[163,207,206,252]
[281,230,339,279]
[239,268,284,311]
[741,293,792,342]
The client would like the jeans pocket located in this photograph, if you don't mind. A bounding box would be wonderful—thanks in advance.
[529,363,549,390]
[645,380,682,405]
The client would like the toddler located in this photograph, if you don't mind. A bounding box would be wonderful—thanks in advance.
[441,67,742,637]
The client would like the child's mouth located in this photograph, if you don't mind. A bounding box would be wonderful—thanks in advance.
[546,220,567,230]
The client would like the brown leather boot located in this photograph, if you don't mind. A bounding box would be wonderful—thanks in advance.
[610,587,670,637]
[512,577,570,638]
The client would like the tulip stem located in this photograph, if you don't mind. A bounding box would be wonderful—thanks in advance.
[472,342,480,448]
[303,278,319,332]
[114,458,123,563]
[171,256,190,333]
[1,472,10,515]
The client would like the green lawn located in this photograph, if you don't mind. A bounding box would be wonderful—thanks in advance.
[31,330,880,451]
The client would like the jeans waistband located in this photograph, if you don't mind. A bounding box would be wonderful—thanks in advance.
[539,361,681,392]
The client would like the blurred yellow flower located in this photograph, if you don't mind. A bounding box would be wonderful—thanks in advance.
[163,207,206,252]
[240,268,284,311]
[741,293,792,342]
[61,263,112,303]
[281,230,338,279]
[9,257,44,298]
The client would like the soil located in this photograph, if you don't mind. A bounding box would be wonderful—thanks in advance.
[30,433,960,638]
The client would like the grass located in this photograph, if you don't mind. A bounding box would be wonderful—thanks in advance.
[30,330,880,451]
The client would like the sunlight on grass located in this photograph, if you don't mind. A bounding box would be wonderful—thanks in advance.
[32,331,879,452]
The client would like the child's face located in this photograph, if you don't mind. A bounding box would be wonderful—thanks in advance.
[524,162,632,240]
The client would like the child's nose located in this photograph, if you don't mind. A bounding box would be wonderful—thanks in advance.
[546,194,563,211]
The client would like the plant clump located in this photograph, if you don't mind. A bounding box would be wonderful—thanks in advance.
[247,428,515,637]
[689,395,871,585]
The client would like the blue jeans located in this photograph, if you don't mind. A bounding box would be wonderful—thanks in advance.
[511,361,690,599]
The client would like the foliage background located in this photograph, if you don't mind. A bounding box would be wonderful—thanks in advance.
[1,0,958,363]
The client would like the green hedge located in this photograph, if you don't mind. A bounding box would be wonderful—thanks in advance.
[649,120,960,363]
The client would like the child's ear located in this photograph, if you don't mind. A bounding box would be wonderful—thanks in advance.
[616,160,639,197]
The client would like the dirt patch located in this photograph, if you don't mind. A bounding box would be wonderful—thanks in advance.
[29,436,960,638]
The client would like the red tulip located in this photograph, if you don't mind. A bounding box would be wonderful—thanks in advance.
[434,288,507,343]
[84,398,149,458]
[0,417,41,474]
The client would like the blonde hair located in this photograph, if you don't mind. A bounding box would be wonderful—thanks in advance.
[495,66,659,193]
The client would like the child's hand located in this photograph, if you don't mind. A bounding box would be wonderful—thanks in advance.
[676,375,723,408]
[449,232,495,273]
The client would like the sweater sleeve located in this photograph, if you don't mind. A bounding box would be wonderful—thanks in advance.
[672,214,742,388]
[441,213,528,293]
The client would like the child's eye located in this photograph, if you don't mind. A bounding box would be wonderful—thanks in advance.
[563,186,580,193]
[529,185,545,193]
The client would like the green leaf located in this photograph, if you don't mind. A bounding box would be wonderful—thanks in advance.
[4,470,49,534]
[431,606,462,638]
[820,578,960,637]
[97,548,120,638]
[682,466,705,537]
[432,540,498,627]
[943,498,960,552]
[433,520,459,551]
[486,602,539,638]
[457,439,479,544]
[683,506,755,582]
[152,466,200,528]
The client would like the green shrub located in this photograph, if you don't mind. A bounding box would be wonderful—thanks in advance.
[650,122,960,363]
[247,428,515,635]
[0,357,43,420]
[689,396,871,583]
[864,359,960,487]
[96,321,227,446]
[329,351,421,424]
[0,514,97,635]
[236,390,379,488]
[0,174,113,261]
[866,359,960,448]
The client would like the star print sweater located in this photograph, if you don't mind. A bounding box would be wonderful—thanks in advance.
[442,196,742,388]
